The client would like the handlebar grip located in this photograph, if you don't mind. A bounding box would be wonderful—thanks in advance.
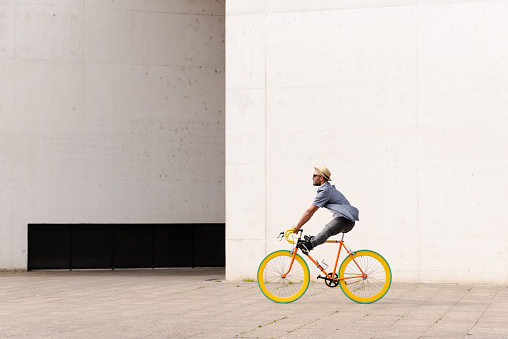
[284,229,297,244]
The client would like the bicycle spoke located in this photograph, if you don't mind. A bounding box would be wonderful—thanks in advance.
[258,251,309,302]
[339,251,391,303]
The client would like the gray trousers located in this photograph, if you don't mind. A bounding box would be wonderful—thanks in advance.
[311,217,355,248]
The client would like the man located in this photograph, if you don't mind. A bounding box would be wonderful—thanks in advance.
[292,165,359,254]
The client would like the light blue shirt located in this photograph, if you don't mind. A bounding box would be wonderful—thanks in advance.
[312,182,360,221]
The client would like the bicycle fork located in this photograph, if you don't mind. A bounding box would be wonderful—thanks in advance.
[281,250,298,278]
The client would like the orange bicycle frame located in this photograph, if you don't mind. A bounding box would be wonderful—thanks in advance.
[282,234,367,282]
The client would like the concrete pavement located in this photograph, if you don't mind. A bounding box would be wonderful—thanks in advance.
[1,268,507,338]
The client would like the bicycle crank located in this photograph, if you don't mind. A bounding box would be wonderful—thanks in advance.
[324,273,339,288]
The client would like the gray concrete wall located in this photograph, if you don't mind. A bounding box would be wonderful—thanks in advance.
[0,0,225,269]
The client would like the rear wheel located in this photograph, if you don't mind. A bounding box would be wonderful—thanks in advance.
[257,250,310,303]
[338,250,391,304]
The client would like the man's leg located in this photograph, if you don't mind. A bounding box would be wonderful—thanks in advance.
[311,217,355,248]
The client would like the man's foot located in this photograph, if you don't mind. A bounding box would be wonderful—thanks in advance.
[297,239,313,254]
[304,235,314,242]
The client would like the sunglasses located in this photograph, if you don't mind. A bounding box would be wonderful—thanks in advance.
[313,174,321,178]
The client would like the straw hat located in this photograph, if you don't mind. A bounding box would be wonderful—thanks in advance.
[313,165,332,181]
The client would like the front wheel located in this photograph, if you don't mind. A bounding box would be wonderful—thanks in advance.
[338,250,392,304]
[257,250,310,303]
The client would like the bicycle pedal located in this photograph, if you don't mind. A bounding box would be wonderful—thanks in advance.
[317,275,325,280]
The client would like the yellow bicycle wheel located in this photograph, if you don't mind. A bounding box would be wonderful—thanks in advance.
[257,250,310,303]
[338,250,392,304]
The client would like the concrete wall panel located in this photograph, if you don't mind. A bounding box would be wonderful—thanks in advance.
[418,1,508,82]
[85,0,224,15]
[266,7,416,88]
[0,2,15,59]
[15,60,83,123]
[0,181,13,268]
[226,0,508,283]
[15,4,83,61]
[225,15,265,89]
[85,8,224,68]
[0,0,224,269]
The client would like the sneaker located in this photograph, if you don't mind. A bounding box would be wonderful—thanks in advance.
[304,235,314,242]
[297,239,313,254]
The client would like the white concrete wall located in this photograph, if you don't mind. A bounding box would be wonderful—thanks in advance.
[0,0,225,269]
[226,0,508,283]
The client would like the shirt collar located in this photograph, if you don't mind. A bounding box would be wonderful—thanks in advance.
[315,181,331,192]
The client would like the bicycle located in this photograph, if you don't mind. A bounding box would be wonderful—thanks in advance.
[257,229,392,304]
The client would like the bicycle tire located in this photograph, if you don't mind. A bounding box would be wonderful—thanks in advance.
[338,250,392,304]
[257,250,310,303]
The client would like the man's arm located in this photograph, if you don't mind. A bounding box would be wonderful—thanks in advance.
[293,205,319,233]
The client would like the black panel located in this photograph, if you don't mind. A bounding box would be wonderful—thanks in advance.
[28,225,71,270]
[113,225,153,268]
[167,225,194,267]
[71,225,113,269]
[27,224,225,270]
[153,225,171,267]
[194,224,225,267]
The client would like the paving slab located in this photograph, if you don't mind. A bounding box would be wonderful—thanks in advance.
[1,269,508,338]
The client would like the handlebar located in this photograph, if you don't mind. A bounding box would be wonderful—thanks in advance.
[278,228,303,244]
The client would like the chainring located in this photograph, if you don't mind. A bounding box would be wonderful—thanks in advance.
[324,273,339,288]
